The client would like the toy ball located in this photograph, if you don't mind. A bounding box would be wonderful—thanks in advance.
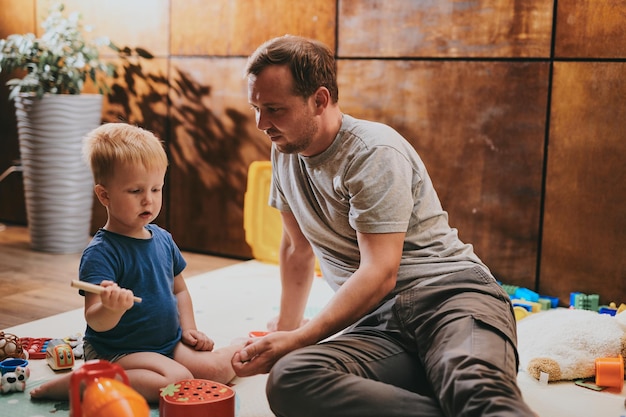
[0,332,26,361]
[82,377,149,417]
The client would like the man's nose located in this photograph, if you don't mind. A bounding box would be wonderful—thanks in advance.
[256,110,271,131]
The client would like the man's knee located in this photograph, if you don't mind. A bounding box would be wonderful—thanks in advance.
[266,351,319,417]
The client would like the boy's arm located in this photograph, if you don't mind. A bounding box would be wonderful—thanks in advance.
[174,274,198,330]
[174,274,215,351]
[84,281,135,332]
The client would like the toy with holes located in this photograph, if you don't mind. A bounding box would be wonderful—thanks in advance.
[46,338,75,371]
[20,337,52,359]
[70,359,149,417]
[159,379,235,417]
[0,332,27,361]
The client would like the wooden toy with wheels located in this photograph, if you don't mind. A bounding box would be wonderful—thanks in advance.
[159,379,235,417]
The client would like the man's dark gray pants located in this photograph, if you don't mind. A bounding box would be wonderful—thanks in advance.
[266,266,537,417]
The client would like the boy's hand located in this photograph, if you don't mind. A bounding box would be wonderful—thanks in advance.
[99,280,135,312]
[182,329,215,351]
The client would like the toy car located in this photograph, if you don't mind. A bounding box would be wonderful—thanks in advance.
[46,339,75,371]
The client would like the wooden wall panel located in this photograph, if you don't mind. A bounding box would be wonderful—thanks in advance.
[555,0,626,58]
[85,58,172,233]
[47,0,170,57]
[171,0,336,56]
[167,57,269,256]
[541,62,626,304]
[0,0,35,38]
[1,0,624,305]
[0,0,34,223]
[338,0,553,57]
[338,60,549,288]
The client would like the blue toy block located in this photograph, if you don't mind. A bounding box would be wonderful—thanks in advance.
[514,287,540,302]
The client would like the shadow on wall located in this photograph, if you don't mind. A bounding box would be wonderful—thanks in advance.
[103,46,269,216]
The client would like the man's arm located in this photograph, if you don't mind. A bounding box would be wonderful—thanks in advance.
[293,229,403,346]
[274,211,317,331]
[232,221,405,376]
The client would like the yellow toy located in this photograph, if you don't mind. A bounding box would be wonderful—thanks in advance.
[45,339,75,371]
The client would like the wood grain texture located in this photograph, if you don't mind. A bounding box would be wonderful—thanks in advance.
[555,0,626,58]
[166,57,269,256]
[338,0,553,57]
[171,0,336,56]
[338,59,550,288]
[0,225,242,329]
[51,0,170,57]
[540,62,626,304]
[0,0,34,223]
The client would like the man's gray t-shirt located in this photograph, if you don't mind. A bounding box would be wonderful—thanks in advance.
[269,114,489,297]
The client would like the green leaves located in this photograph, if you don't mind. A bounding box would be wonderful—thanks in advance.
[0,3,117,100]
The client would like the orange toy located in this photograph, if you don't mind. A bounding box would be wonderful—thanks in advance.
[70,359,149,417]
[159,379,235,417]
[595,355,624,390]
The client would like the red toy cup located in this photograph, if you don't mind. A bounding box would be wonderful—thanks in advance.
[595,355,624,390]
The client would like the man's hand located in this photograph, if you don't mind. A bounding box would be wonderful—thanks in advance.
[231,331,294,376]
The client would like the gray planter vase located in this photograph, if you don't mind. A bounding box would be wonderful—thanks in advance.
[15,94,102,253]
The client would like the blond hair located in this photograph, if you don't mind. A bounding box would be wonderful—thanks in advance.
[83,123,168,185]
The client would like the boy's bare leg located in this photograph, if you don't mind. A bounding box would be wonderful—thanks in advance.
[176,340,248,384]
[30,372,72,400]
[30,352,194,404]
[117,352,194,403]
[29,340,248,402]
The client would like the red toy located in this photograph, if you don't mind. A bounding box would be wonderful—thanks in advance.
[159,379,235,417]
[70,359,149,417]
[20,337,52,359]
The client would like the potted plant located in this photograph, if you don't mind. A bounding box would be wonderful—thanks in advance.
[0,3,117,253]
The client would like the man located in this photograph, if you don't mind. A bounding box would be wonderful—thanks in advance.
[232,35,536,417]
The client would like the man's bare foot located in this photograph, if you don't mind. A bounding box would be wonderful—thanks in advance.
[30,373,71,401]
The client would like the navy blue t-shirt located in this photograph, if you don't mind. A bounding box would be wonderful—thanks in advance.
[78,224,187,357]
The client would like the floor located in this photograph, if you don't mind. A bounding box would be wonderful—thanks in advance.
[0,223,243,329]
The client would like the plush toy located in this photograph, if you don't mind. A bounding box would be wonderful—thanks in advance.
[0,366,30,393]
[517,308,626,382]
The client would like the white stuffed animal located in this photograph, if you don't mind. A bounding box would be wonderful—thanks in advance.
[0,365,30,393]
[517,308,626,382]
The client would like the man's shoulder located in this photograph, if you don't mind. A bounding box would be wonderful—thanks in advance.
[342,114,404,144]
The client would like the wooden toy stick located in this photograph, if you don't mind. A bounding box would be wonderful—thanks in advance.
[71,280,142,303]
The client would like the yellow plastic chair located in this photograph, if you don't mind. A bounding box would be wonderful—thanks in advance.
[244,161,320,274]
[244,161,282,264]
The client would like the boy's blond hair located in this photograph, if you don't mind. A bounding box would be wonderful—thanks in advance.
[83,123,168,185]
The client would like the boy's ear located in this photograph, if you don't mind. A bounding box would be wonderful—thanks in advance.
[94,184,109,207]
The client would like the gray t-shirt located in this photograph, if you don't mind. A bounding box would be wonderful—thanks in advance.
[270,114,489,297]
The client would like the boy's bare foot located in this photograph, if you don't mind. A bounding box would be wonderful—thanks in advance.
[30,373,72,401]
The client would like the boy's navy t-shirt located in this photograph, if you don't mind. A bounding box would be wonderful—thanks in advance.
[78,224,187,357]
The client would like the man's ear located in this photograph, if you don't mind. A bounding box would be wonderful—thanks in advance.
[94,184,109,207]
[313,87,331,114]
